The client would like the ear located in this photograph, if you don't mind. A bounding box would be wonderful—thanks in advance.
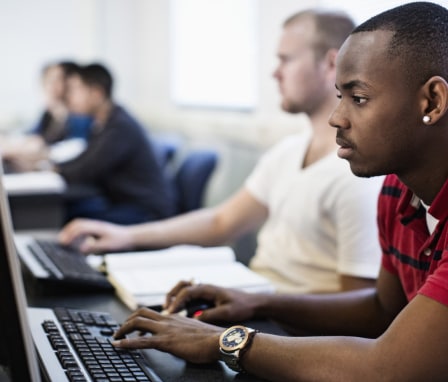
[89,85,108,105]
[420,76,448,124]
[320,48,338,83]
[324,48,338,71]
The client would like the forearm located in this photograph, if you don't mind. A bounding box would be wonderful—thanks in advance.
[243,333,379,382]
[252,288,393,337]
[127,207,240,249]
[242,294,448,382]
[127,189,266,249]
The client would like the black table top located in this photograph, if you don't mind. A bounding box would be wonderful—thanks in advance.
[25,277,288,382]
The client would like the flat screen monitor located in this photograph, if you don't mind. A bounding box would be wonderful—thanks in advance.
[0,164,41,381]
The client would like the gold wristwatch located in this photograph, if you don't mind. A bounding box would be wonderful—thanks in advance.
[219,325,258,372]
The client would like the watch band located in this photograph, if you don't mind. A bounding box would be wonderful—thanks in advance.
[220,350,245,372]
[219,326,258,372]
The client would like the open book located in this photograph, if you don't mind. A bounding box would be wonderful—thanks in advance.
[103,245,274,310]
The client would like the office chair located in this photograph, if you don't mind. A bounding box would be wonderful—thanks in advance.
[151,138,179,168]
[174,149,218,213]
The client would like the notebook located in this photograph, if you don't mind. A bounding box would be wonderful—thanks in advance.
[14,234,113,291]
[0,164,164,381]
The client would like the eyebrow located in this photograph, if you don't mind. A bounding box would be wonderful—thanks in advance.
[335,80,372,91]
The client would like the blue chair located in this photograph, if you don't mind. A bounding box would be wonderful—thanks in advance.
[151,138,179,168]
[173,149,218,213]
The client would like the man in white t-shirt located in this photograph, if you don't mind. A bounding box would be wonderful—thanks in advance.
[59,9,383,293]
[246,131,382,293]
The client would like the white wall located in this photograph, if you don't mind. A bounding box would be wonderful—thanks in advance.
[3,0,441,148]
[0,0,315,147]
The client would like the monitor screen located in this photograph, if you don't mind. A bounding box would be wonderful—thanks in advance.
[0,164,41,381]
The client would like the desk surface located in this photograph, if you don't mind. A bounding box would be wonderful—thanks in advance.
[25,277,287,382]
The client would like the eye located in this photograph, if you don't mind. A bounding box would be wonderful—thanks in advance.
[278,55,293,65]
[352,95,367,105]
[336,92,342,99]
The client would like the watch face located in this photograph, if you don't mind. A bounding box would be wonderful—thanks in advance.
[220,326,248,351]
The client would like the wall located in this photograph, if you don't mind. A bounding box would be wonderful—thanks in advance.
[0,0,314,147]
[0,0,319,208]
[128,0,315,148]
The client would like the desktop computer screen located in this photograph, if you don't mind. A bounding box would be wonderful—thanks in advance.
[0,165,41,381]
[0,164,165,382]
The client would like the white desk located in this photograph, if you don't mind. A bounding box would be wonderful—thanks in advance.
[4,172,66,230]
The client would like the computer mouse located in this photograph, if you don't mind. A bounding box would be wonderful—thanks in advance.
[185,299,215,318]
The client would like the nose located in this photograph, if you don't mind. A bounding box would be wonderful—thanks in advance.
[272,64,281,80]
[328,103,349,130]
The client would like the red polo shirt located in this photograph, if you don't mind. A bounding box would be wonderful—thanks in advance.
[380,174,448,305]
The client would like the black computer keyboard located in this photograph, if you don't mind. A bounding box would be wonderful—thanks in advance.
[27,239,113,290]
[43,307,163,382]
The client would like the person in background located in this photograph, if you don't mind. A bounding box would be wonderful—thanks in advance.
[56,63,175,225]
[108,3,448,381]
[31,61,92,144]
[60,9,384,294]
[1,61,92,172]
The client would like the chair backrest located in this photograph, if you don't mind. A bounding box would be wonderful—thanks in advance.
[174,149,218,213]
[151,138,179,169]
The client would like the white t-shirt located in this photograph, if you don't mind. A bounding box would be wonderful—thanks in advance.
[246,132,384,294]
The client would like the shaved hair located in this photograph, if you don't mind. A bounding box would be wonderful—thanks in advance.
[284,9,355,60]
[353,2,448,84]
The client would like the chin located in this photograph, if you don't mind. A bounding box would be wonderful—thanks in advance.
[348,164,383,179]
[281,101,302,114]
[70,107,87,115]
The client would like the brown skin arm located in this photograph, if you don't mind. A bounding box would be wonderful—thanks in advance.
[340,274,376,291]
[243,294,448,382]
[164,268,403,337]
[113,268,448,381]
[259,267,406,337]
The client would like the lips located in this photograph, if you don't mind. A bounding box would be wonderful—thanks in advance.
[335,136,353,149]
[336,136,354,159]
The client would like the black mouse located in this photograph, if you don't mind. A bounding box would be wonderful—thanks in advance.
[185,299,215,318]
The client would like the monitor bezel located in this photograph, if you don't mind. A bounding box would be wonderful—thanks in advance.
[0,165,41,381]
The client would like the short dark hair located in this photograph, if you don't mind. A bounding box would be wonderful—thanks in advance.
[77,63,114,99]
[284,9,355,60]
[58,61,80,78]
[353,2,448,84]
[41,60,79,78]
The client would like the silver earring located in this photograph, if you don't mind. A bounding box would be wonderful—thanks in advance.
[423,115,431,124]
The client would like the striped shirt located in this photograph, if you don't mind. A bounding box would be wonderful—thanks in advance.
[380,174,448,305]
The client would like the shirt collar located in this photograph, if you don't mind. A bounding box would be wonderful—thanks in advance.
[397,177,448,221]
[428,178,448,221]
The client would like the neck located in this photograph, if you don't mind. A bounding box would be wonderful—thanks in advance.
[93,99,113,126]
[399,168,448,205]
[301,97,339,168]
[48,102,68,122]
[397,130,448,204]
[308,95,339,148]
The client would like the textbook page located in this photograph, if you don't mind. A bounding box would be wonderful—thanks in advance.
[104,245,235,270]
[104,245,274,309]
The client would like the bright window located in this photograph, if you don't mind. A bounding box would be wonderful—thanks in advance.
[170,0,258,110]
